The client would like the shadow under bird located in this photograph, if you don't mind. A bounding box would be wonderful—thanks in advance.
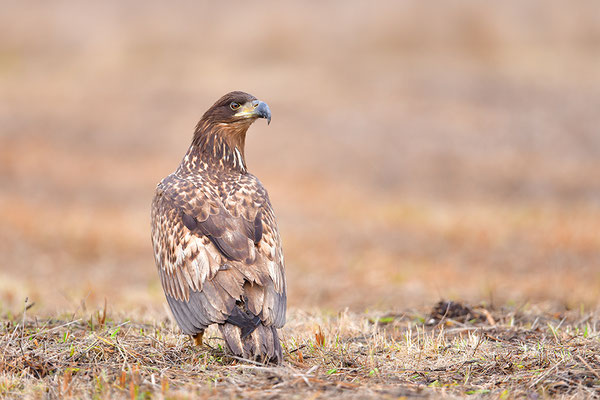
[151,91,286,363]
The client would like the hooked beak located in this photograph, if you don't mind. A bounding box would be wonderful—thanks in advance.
[235,100,272,125]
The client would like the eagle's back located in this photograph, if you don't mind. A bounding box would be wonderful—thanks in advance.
[151,166,286,362]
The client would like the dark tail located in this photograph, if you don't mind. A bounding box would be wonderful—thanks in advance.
[219,322,282,364]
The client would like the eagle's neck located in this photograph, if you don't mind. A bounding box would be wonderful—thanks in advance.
[178,121,248,174]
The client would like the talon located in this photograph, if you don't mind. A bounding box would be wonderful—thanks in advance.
[193,331,204,346]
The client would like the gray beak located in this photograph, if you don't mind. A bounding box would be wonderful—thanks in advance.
[255,101,272,125]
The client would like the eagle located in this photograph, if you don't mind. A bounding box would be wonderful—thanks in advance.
[151,91,286,363]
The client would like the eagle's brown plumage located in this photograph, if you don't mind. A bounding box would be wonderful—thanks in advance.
[151,91,286,363]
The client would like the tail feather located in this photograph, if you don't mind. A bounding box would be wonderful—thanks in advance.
[219,323,282,364]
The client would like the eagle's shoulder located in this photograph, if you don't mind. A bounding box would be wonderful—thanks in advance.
[153,172,219,222]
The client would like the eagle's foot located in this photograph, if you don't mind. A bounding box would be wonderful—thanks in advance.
[192,331,204,346]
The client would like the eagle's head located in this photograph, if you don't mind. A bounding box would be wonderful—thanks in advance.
[189,91,272,172]
[200,91,271,127]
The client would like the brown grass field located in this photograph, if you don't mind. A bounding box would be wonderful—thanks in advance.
[1,1,600,398]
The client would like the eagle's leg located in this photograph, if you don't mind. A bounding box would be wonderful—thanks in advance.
[192,331,204,346]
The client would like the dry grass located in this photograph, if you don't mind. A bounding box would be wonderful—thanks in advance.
[1,300,599,399]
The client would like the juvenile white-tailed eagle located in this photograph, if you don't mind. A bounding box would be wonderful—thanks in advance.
[151,91,286,363]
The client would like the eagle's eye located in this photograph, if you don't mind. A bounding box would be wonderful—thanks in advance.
[230,102,241,110]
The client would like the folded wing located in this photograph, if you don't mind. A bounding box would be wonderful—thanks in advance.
[151,173,286,337]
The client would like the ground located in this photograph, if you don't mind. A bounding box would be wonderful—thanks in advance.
[1,1,600,398]
[1,301,599,398]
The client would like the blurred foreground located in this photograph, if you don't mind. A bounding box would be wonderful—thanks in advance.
[1,1,599,316]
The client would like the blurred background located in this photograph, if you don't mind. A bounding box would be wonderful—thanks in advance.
[1,1,599,317]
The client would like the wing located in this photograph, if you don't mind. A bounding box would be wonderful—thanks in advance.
[151,173,286,336]
[222,173,286,328]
